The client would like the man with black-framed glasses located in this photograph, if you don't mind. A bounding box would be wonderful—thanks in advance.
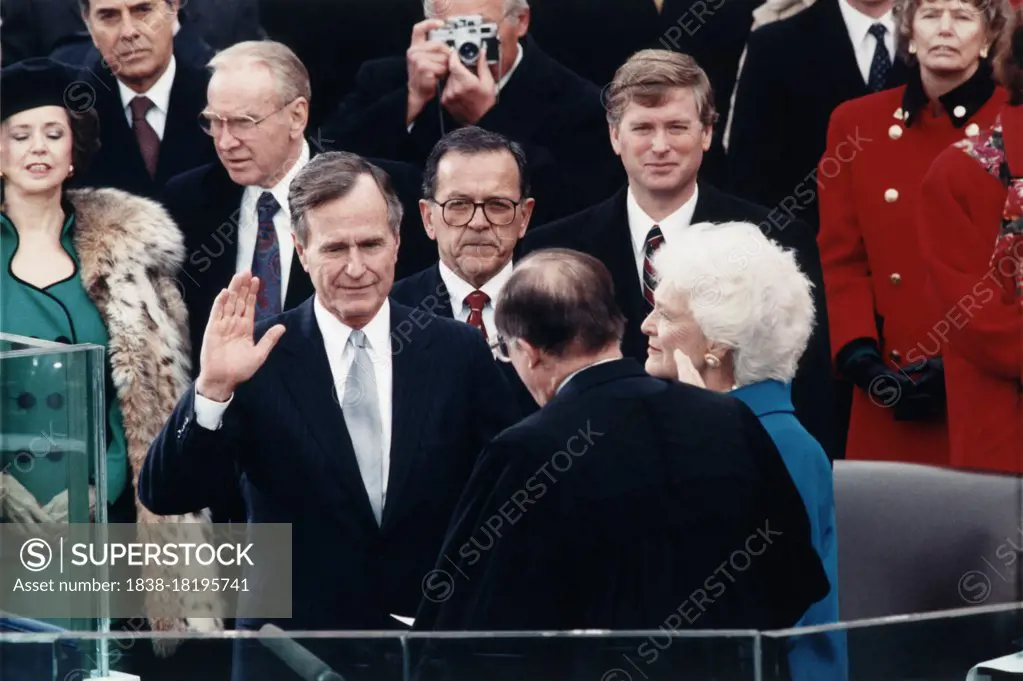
[392,126,538,414]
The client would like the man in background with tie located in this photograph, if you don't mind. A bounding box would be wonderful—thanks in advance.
[141,151,518,681]
[391,126,537,415]
[73,0,216,199]
[726,0,908,230]
[518,49,837,458]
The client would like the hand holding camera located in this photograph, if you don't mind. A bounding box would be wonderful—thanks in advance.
[406,15,502,126]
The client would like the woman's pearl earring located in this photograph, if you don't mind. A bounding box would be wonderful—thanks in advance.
[980,45,989,59]
[68,164,74,177]
[908,41,917,54]
[704,354,721,369]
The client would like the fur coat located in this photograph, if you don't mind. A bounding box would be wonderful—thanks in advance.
[69,187,223,653]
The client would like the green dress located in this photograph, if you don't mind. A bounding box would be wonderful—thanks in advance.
[0,207,128,508]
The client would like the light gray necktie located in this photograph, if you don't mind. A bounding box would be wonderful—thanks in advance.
[342,329,384,525]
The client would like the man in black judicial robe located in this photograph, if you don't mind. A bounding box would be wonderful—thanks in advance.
[412,250,828,681]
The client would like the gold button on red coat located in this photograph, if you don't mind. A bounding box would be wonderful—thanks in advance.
[890,272,902,285]
[966,123,980,137]
[890,349,902,362]
[885,188,899,203]
[889,125,903,140]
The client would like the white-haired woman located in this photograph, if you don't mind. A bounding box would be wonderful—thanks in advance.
[640,221,846,681]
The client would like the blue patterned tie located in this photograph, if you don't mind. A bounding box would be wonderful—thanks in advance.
[252,192,282,321]
[867,24,892,92]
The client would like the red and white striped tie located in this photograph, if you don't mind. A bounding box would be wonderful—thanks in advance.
[642,225,664,307]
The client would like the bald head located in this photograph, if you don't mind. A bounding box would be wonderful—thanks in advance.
[495,249,625,358]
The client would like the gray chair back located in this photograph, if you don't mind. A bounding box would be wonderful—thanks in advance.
[833,460,1023,621]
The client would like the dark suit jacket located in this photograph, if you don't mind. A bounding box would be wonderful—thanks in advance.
[390,263,538,418]
[161,150,430,375]
[139,298,519,681]
[321,35,625,226]
[518,183,838,459]
[414,359,828,681]
[71,56,217,201]
[726,0,909,230]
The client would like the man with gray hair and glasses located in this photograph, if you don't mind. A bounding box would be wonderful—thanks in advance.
[142,150,518,681]
[322,0,624,224]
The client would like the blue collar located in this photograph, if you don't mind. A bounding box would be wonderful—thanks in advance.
[730,380,794,417]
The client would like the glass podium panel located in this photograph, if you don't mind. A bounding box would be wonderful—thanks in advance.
[0,333,111,675]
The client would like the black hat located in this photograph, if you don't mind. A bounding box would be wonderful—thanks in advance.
[1,58,82,123]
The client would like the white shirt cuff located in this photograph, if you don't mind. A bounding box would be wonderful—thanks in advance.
[193,387,234,431]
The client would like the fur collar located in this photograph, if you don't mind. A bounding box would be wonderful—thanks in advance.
[68,187,223,649]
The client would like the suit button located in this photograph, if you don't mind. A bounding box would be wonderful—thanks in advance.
[890,273,902,285]
[888,125,903,140]
[890,350,902,362]
[884,188,899,203]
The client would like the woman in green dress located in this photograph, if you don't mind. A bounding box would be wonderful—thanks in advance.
[0,58,221,648]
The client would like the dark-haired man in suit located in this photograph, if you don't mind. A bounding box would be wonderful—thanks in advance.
[141,151,518,681]
[726,0,908,230]
[391,126,536,416]
[518,49,839,459]
[72,0,217,199]
[321,0,624,225]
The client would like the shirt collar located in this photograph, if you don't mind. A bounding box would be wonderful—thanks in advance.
[118,55,177,114]
[837,0,894,50]
[243,139,311,216]
[627,183,699,258]
[497,40,524,92]
[556,358,619,395]
[438,258,514,310]
[900,59,996,128]
[313,294,392,358]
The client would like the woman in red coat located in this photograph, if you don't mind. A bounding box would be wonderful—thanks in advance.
[818,0,1012,464]
[917,4,1023,473]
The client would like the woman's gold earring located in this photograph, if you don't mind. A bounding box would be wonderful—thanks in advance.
[68,164,74,177]
[704,353,721,369]
[908,41,917,54]
[980,45,989,59]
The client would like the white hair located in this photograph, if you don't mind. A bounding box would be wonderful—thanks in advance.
[423,0,529,18]
[651,221,816,387]
[207,41,311,106]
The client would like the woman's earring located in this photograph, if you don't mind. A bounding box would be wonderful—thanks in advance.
[980,45,989,59]
[908,41,917,54]
[704,353,721,369]
[67,164,74,177]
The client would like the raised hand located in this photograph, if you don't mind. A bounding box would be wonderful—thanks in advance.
[440,43,498,125]
[196,272,286,402]
[674,349,707,389]
[406,18,451,125]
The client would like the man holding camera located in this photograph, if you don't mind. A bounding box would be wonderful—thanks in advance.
[322,0,623,226]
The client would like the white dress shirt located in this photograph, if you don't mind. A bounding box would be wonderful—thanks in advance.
[236,140,311,307]
[193,296,395,500]
[556,358,620,394]
[838,0,896,85]
[118,55,177,140]
[626,184,700,285]
[438,258,514,340]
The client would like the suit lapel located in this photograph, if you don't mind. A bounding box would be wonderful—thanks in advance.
[591,189,648,338]
[156,65,210,185]
[426,264,455,318]
[381,302,436,531]
[275,299,381,530]
[813,0,871,100]
[91,65,150,181]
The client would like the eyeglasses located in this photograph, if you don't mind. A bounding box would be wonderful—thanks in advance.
[489,335,514,363]
[198,99,295,138]
[433,197,520,227]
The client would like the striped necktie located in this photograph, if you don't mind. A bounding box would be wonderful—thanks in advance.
[642,225,665,307]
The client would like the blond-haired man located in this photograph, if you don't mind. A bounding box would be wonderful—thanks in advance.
[518,49,839,458]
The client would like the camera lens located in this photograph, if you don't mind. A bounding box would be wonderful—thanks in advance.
[459,42,480,64]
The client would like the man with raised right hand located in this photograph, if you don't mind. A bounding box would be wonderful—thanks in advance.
[140,151,517,681]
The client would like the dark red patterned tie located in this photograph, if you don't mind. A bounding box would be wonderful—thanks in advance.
[465,290,490,341]
[252,192,282,321]
[642,225,664,307]
[129,96,160,178]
